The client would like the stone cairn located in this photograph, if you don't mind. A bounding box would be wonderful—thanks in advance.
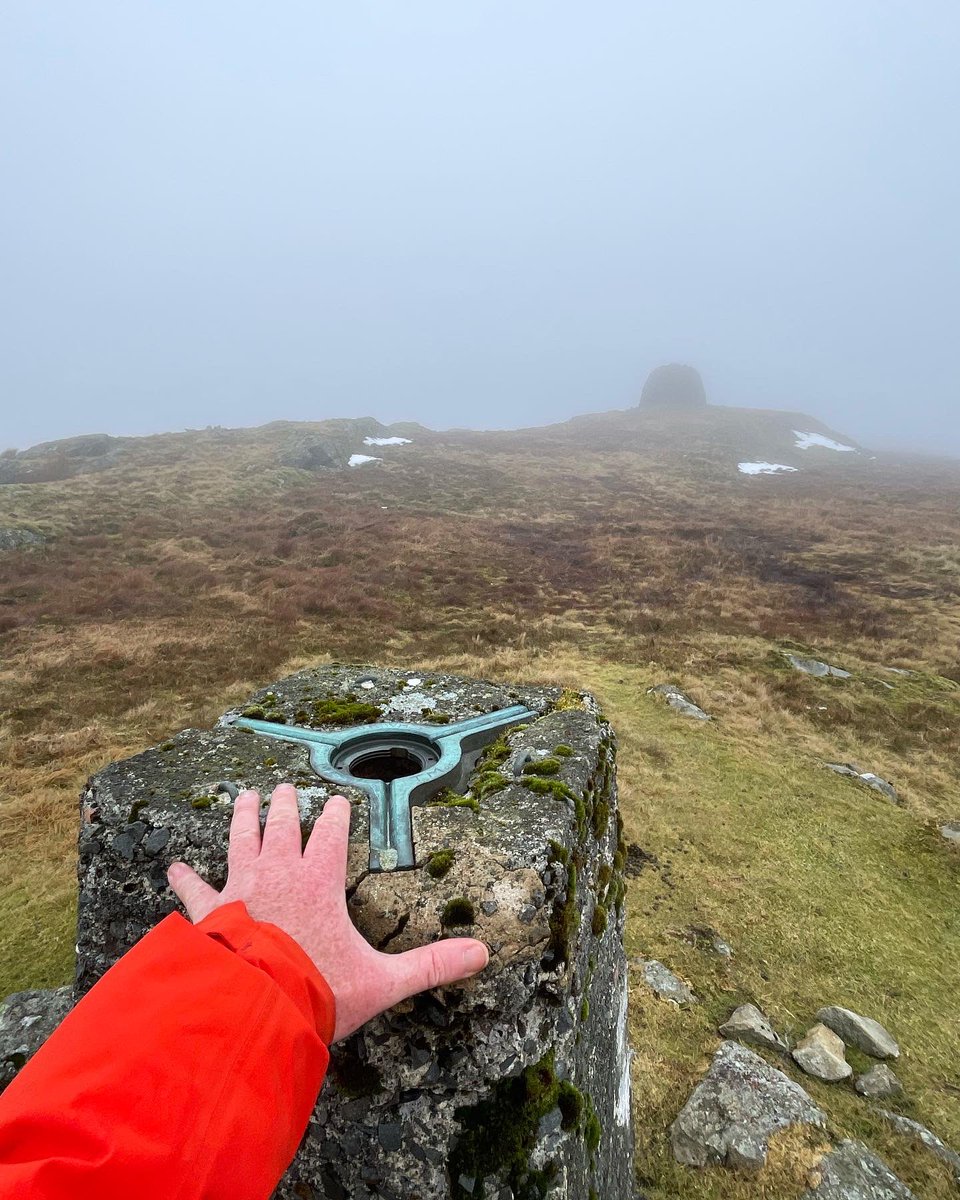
[638,363,707,410]
[2,666,635,1200]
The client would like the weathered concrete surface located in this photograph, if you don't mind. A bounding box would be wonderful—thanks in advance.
[0,987,73,1091]
[670,1040,825,1169]
[35,666,635,1199]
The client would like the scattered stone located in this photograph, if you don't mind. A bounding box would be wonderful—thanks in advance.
[639,363,708,409]
[647,684,711,721]
[785,654,852,679]
[854,1064,902,1099]
[792,1024,852,1082]
[939,821,960,845]
[879,1111,960,1182]
[632,959,697,1006]
[0,987,73,1089]
[824,764,899,803]
[803,1140,916,1199]
[718,1003,788,1054]
[682,925,733,958]
[881,667,913,677]
[816,1007,899,1060]
[623,843,658,877]
[670,1040,825,1169]
[0,527,45,552]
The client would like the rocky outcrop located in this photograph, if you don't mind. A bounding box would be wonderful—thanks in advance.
[639,364,708,410]
[824,764,899,803]
[785,653,852,679]
[646,684,711,721]
[792,1024,853,1082]
[0,434,131,484]
[670,1041,825,1169]
[855,1064,902,1099]
[0,528,46,551]
[0,987,73,1090]
[633,959,697,1005]
[879,1112,960,1183]
[14,665,634,1200]
[816,1007,899,1059]
[803,1140,915,1199]
[718,1003,788,1054]
[940,821,960,844]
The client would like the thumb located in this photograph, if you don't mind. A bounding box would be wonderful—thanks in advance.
[388,937,489,1005]
[167,861,220,924]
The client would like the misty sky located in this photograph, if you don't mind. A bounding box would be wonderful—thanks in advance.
[2,2,958,455]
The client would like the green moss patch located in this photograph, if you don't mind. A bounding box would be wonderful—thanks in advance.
[441,897,476,927]
[425,848,455,879]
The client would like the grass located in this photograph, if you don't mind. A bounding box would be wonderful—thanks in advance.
[1,409,959,1195]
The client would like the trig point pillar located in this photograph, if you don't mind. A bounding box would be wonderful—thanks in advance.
[71,665,634,1198]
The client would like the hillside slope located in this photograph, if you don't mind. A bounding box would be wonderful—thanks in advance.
[1,403,959,1197]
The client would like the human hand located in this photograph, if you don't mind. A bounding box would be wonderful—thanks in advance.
[167,784,489,1041]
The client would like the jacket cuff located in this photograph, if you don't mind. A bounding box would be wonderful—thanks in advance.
[195,901,336,1046]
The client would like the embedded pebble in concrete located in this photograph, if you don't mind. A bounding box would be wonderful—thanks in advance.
[4,665,635,1200]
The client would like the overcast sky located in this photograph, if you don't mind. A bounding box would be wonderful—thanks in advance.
[2,2,958,455]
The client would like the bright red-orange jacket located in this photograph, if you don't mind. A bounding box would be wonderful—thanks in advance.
[0,901,335,1199]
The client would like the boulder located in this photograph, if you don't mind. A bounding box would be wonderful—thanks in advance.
[0,528,46,552]
[792,1024,852,1082]
[0,987,73,1090]
[646,684,711,721]
[785,654,852,679]
[854,1064,902,1099]
[18,665,635,1200]
[639,364,708,410]
[632,959,697,1006]
[670,1040,825,1169]
[879,1111,960,1183]
[718,1003,788,1054]
[803,1140,916,1199]
[816,1007,899,1059]
[940,821,960,844]
[824,764,899,804]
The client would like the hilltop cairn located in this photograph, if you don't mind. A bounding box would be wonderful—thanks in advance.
[0,666,634,1200]
[639,363,708,410]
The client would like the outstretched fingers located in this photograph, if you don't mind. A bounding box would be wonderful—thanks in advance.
[167,861,220,924]
[228,789,262,870]
[259,783,303,858]
[303,794,352,883]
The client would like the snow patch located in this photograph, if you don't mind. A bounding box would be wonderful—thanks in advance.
[363,436,412,446]
[793,430,857,453]
[738,462,798,476]
[348,454,381,467]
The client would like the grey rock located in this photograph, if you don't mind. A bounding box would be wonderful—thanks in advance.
[670,1040,825,1169]
[803,1140,916,1199]
[24,664,636,1200]
[633,959,697,1005]
[647,684,711,721]
[792,1023,852,1082]
[718,1003,788,1053]
[0,987,73,1088]
[940,821,960,844]
[786,653,852,679]
[639,363,708,409]
[0,527,45,551]
[879,1111,960,1182]
[854,1064,902,1099]
[824,764,899,803]
[817,1007,899,1059]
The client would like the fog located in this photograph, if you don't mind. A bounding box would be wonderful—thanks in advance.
[2,2,958,455]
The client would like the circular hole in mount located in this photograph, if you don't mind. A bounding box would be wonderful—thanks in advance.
[348,747,428,782]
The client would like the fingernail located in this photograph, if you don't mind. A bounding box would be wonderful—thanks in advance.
[463,944,489,973]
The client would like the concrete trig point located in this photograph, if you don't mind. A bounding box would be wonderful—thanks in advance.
[11,665,636,1199]
[231,702,537,871]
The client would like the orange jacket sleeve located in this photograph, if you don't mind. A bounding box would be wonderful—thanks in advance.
[0,901,335,1200]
